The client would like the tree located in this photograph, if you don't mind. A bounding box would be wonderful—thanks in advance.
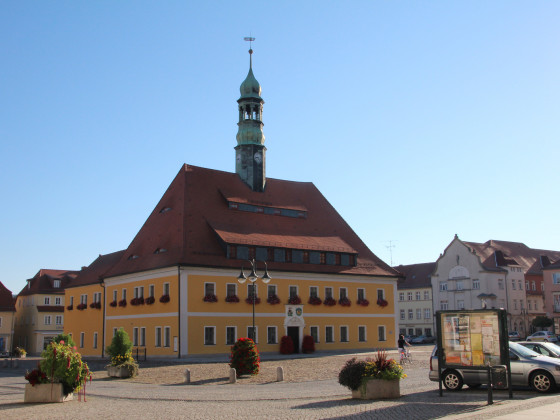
[106,327,133,359]
[532,316,553,329]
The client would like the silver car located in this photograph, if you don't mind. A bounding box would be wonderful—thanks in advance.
[519,341,560,358]
[429,341,560,393]
[526,331,559,343]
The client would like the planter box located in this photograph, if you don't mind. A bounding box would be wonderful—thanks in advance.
[352,378,400,400]
[107,365,132,378]
[24,383,73,403]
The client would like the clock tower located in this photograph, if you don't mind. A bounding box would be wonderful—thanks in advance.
[235,46,266,192]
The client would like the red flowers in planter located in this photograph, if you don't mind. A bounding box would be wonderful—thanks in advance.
[66,305,73,311]
[377,298,388,307]
[338,297,351,307]
[89,302,101,309]
[159,294,170,303]
[118,299,127,307]
[109,301,117,307]
[203,294,218,302]
[308,296,322,305]
[357,298,370,307]
[130,297,145,306]
[145,296,155,305]
[267,294,281,304]
[225,295,240,303]
[76,303,87,310]
[323,297,337,306]
[288,295,302,305]
[245,296,261,304]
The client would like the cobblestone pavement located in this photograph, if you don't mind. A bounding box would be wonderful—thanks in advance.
[1,348,559,419]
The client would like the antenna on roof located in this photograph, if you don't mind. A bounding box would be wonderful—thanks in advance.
[385,240,397,266]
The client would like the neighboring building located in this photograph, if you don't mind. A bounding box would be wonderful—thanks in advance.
[0,281,16,354]
[395,262,436,338]
[543,259,560,334]
[432,236,560,337]
[64,47,400,357]
[14,269,77,354]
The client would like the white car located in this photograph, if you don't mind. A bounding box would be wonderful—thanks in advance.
[526,331,558,343]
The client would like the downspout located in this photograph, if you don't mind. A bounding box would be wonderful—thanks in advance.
[177,265,181,358]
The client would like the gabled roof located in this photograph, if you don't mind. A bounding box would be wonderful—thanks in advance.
[464,240,560,275]
[0,281,16,312]
[394,262,435,290]
[68,250,126,288]
[18,269,78,297]
[544,259,560,271]
[105,164,399,279]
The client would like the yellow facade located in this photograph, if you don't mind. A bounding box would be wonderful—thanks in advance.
[0,310,15,354]
[64,284,104,356]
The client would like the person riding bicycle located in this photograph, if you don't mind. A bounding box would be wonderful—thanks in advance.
[398,334,410,361]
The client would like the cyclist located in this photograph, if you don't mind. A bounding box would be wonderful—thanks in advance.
[398,334,411,363]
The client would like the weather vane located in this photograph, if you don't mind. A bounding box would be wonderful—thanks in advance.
[244,36,255,54]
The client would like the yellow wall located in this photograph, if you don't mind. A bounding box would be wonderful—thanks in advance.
[64,284,104,356]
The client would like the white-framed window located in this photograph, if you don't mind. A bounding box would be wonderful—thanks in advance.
[441,300,449,310]
[424,290,430,300]
[377,289,385,300]
[457,300,465,310]
[498,280,504,290]
[227,283,237,297]
[399,292,404,301]
[80,294,88,305]
[204,326,215,346]
[267,326,277,344]
[69,296,74,307]
[425,308,431,319]
[400,309,405,320]
[528,301,532,310]
[204,283,215,296]
[133,327,139,346]
[155,327,162,347]
[268,284,277,298]
[532,281,536,291]
[164,327,171,347]
[55,297,61,305]
[44,297,50,305]
[358,326,366,342]
[113,290,118,302]
[54,280,61,288]
[248,284,258,299]
[247,326,258,343]
[416,309,422,319]
[163,282,170,296]
[415,291,421,300]
[512,280,516,290]
[226,326,237,345]
[134,287,144,299]
[80,332,85,348]
[310,326,319,343]
[408,309,413,319]
[44,315,51,325]
[526,281,530,290]
[289,286,298,298]
[113,327,117,338]
[518,280,522,290]
[149,284,155,298]
[339,287,347,300]
[55,315,63,325]
[473,279,480,290]
[456,281,463,291]
[325,287,333,299]
[357,288,365,301]
[93,332,98,349]
[140,328,146,346]
[340,326,349,342]
[325,326,334,343]
[440,282,448,291]
[122,288,127,300]
[378,325,386,341]
[514,300,518,310]
[407,292,412,301]
[309,286,318,299]
[553,273,560,284]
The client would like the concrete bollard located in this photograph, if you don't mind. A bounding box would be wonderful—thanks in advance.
[184,368,190,384]
[277,366,284,382]
[229,368,237,383]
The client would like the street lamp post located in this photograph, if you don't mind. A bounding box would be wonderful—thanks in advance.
[237,259,271,342]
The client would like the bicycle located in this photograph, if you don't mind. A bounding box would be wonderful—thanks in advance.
[399,347,412,364]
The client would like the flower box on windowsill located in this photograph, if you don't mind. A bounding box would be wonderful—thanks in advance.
[288,296,302,305]
[323,297,337,306]
[245,296,261,304]
[308,296,322,305]
[267,294,281,304]
[76,303,87,310]
[145,296,155,305]
[377,298,388,307]
[89,302,101,309]
[24,383,73,403]
[338,297,352,307]
[225,295,240,303]
[118,299,127,307]
[203,294,218,302]
[66,305,73,311]
[160,294,170,303]
[357,298,370,307]
[130,297,145,306]
[109,301,117,307]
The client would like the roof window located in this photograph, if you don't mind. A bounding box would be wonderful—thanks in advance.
[159,207,172,214]
[154,248,167,254]
[128,254,139,260]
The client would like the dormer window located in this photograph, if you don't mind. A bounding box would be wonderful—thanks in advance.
[154,248,167,254]
[159,207,172,214]
[128,254,139,260]
[53,280,61,288]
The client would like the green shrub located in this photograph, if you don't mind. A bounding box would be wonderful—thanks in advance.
[53,333,76,348]
[105,328,138,377]
[229,337,260,377]
[338,357,368,391]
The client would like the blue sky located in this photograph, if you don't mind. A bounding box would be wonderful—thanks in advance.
[1,1,558,294]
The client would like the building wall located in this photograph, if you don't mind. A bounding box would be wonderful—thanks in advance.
[64,284,104,356]
[543,268,560,334]
[0,311,15,353]
[397,287,433,337]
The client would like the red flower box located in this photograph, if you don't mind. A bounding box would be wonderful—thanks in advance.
[377,298,388,307]
[357,298,370,307]
[109,301,117,307]
[145,296,155,305]
[225,295,240,303]
[118,299,127,307]
[89,302,101,309]
[288,296,302,305]
[323,297,337,306]
[338,297,351,307]
[245,296,261,304]
[267,294,281,304]
[76,303,87,310]
[203,294,218,302]
[160,294,170,303]
[130,297,145,305]
[308,296,322,305]
[66,305,73,311]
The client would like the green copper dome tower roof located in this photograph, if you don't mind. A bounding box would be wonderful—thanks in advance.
[239,49,262,99]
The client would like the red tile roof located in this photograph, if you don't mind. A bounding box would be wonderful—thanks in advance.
[0,281,15,312]
[104,165,398,279]
[67,250,126,288]
[394,262,435,289]
[17,269,78,297]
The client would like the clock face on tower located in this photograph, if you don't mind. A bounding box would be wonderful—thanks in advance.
[254,152,262,164]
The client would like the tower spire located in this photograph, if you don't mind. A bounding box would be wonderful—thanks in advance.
[235,37,266,192]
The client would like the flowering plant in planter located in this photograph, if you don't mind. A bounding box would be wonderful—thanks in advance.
[105,328,139,378]
[118,299,127,307]
[245,296,261,304]
[225,295,240,303]
[130,297,144,306]
[89,302,101,309]
[338,297,352,307]
[229,338,260,377]
[76,303,87,310]
[203,294,218,302]
[109,300,117,307]
[267,294,280,304]
[32,340,92,397]
[145,296,155,305]
[159,294,170,303]
[288,295,302,304]
[25,366,49,386]
[357,298,370,307]
[308,296,322,305]
[15,346,27,357]
[377,298,388,307]
[66,305,73,310]
[338,351,405,391]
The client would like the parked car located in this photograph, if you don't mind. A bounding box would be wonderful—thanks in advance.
[411,335,436,344]
[429,341,560,393]
[518,341,560,358]
[404,335,417,342]
[508,331,522,341]
[0,350,10,358]
[526,331,558,343]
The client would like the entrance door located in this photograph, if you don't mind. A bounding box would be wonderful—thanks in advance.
[287,327,299,353]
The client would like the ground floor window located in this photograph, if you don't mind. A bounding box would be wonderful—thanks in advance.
[80,332,85,348]
[415,328,422,336]
[310,326,319,343]
[378,325,386,342]
[204,326,215,345]
[133,327,139,346]
[358,326,367,342]
[425,328,432,337]
[267,326,277,344]
[93,332,98,349]
[140,327,146,346]
[247,326,257,343]
[226,326,236,345]
[325,326,334,343]
[340,326,348,342]
[155,327,162,347]
[164,327,171,347]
